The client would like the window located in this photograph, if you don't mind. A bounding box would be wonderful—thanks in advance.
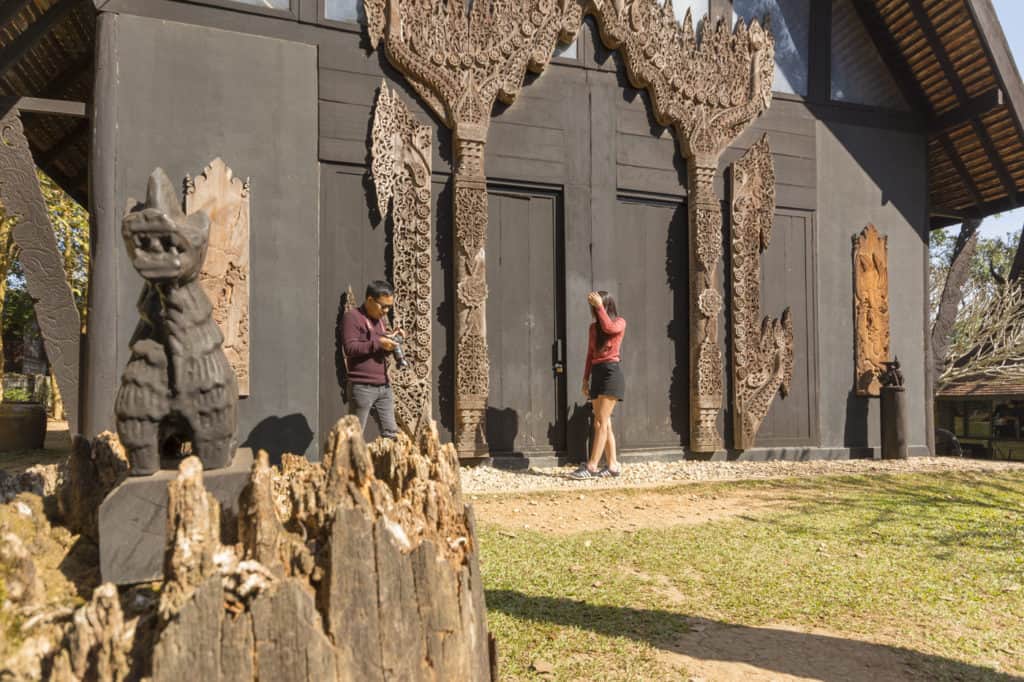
[228,0,289,9]
[553,41,578,60]
[733,0,810,97]
[324,0,363,23]
[830,0,908,110]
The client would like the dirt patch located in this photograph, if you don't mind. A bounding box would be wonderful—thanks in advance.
[471,487,805,534]
[656,621,928,681]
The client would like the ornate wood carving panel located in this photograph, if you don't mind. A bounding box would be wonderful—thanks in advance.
[0,108,80,430]
[184,158,250,396]
[371,82,435,445]
[585,1,775,451]
[364,0,581,457]
[729,135,793,450]
[853,224,889,397]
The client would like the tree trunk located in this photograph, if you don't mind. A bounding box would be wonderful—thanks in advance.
[931,218,982,385]
[1008,225,1024,283]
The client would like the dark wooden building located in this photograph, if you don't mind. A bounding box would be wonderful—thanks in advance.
[5,0,1024,464]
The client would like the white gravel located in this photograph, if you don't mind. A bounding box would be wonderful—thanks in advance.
[460,456,1024,495]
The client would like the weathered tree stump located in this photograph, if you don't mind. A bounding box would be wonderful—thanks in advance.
[149,416,496,681]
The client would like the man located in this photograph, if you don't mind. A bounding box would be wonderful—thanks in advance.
[341,280,401,439]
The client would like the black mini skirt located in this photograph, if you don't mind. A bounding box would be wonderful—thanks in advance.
[590,361,625,401]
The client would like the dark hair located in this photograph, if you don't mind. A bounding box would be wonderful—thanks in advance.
[593,291,619,350]
[365,280,394,299]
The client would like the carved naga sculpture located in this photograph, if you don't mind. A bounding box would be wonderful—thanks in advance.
[115,169,238,476]
[586,0,776,452]
[372,82,435,446]
[364,0,582,457]
[729,135,793,450]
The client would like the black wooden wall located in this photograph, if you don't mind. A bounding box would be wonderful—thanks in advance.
[85,0,930,460]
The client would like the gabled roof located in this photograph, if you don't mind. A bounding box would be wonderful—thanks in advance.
[937,373,1024,399]
[3,0,1024,222]
[853,0,1024,229]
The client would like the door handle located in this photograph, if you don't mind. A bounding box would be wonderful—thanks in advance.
[553,339,565,374]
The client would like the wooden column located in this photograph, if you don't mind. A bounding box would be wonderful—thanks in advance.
[452,123,490,456]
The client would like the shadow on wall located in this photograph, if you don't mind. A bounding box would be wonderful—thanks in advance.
[242,414,314,466]
[565,402,592,463]
[844,390,869,450]
[486,406,518,455]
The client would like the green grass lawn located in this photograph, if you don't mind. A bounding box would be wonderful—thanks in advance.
[479,472,1024,681]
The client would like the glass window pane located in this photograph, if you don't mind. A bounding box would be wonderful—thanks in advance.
[230,0,289,9]
[830,0,908,110]
[324,0,363,23]
[554,40,578,60]
[734,0,810,96]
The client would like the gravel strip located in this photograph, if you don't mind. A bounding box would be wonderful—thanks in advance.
[460,456,1024,495]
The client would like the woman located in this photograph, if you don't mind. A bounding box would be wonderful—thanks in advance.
[570,291,626,480]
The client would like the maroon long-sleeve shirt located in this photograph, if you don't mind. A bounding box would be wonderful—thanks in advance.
[341,305,389,385]
[583,306,626,381]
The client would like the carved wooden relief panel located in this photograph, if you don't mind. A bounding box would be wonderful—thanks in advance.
[854,224,889,397]
[729,135,793,450]
[184,158,251,396]
[0,108,80,429]
[371,82,434,445]
[365,0,581,457]
[585,1,775,451]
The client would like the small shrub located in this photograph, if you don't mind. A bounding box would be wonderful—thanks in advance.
[2,387,33,403]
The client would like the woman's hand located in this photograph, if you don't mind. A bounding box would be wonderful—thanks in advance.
[587,291,603,309]
[581,378,589,401]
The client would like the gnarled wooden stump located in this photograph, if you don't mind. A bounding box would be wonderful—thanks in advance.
[148,416,496,681]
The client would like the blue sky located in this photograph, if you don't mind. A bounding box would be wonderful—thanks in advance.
[976,0,1024,239]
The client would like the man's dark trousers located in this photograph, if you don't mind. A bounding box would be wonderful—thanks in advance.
[349,383,399,439]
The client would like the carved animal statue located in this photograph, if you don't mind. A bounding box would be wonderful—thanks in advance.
[115,168,238,476]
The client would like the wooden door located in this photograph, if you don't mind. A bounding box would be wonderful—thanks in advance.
[608,196,689,451]
[486,186,567,456]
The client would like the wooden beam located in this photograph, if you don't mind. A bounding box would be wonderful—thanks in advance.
[806,0,832,104]
[0,0,34,32]
[938,132,986,207]
[0,0,84,84]
[964,189,1024,220]
[2,96,88,118]
[928,88,1003,132]
[909,1,1018,198]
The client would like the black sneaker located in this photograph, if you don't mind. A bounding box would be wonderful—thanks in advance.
[568,465,599,480]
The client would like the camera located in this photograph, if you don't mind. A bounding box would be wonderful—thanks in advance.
[390,333,409,370]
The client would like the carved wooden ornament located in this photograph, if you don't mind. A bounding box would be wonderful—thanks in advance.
[729,135,793,450]
[371,82,435,445]
[0,108,81,429]
[365,0,582,457]
[854,224,889,396]
[184,158,251,396]
[585,1,776,451]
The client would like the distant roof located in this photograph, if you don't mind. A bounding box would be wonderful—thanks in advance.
[937,373,1024,399]
[3,0,1024,222]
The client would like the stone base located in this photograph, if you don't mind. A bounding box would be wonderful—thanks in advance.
[99,448,253,585]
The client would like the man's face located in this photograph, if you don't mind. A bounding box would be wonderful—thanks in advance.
[365,294,394,321]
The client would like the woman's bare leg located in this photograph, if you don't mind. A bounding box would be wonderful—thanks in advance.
[603,405,618,471]
[588,396,616,471]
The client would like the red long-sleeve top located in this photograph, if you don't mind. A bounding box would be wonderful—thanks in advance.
[583,306,626,381]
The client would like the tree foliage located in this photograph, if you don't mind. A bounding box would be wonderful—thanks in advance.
[930,221,1024,387]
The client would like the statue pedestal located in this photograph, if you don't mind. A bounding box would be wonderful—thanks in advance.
[99,448,253,585]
